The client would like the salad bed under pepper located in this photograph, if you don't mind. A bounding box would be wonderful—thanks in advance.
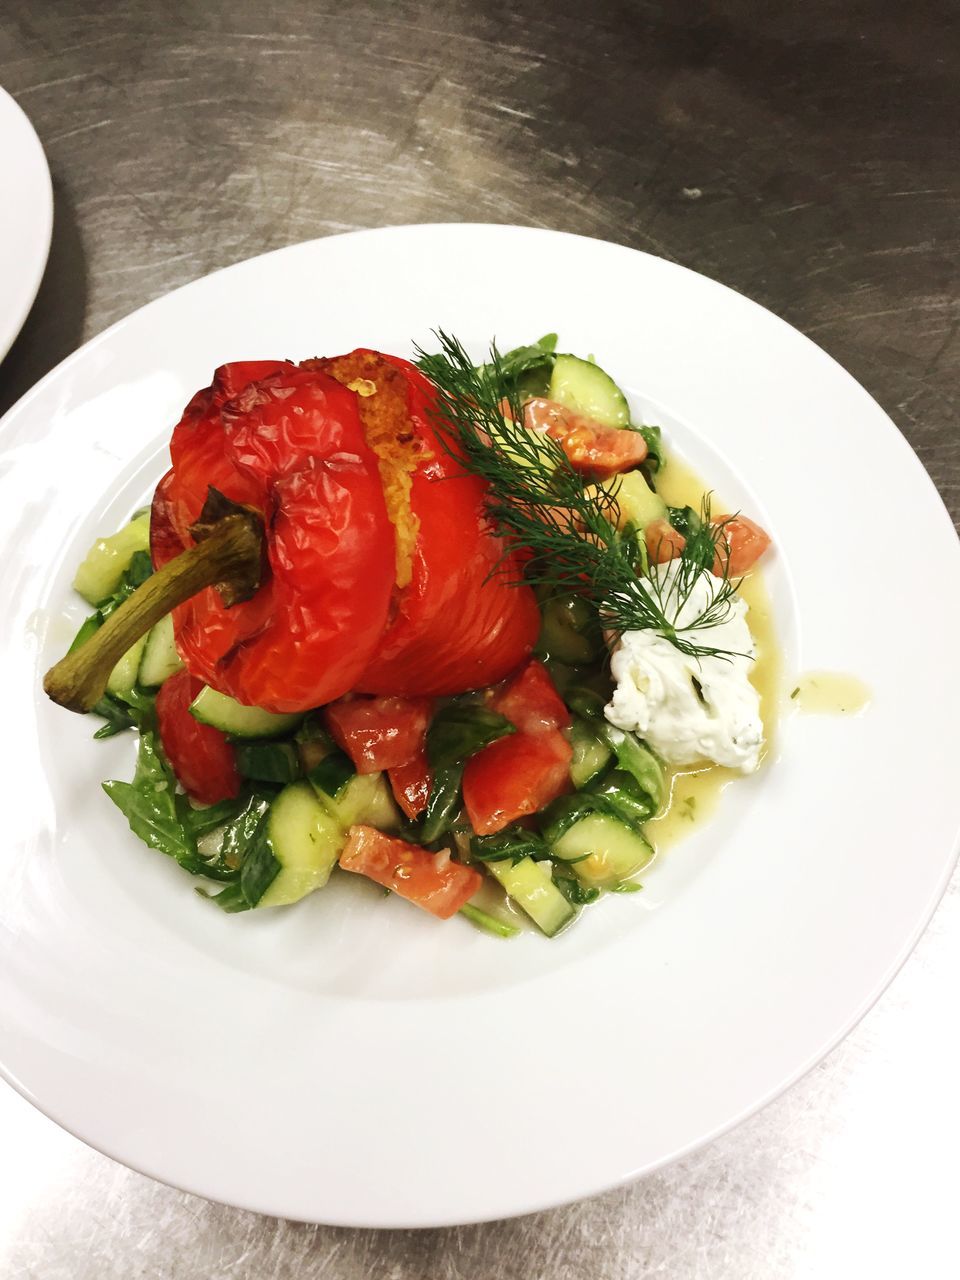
[47,334,770,937]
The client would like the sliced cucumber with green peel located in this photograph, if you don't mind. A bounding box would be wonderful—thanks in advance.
[106,634,149,698]
[548,354,630,428]
[568,718,612,787]
[616,471,667,531]
[73,513,151,605]
[486,856,575,937]
[138,614,184,687]
[189,686,303,739]
[551,812,653,889]
[254,781,345,908]
[312,769,400,832]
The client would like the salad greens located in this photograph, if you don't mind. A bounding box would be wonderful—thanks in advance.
[66,334,698,939]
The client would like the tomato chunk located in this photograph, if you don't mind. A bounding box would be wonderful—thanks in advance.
[490,660,571,734]
[645,517,686,565]
[388,748,433,820]
[463,729,573,835]
[522,398,648,478]
[339,825,482,919]
[156,670,240,805]
[324,695,432,774]
[712,514,771,576]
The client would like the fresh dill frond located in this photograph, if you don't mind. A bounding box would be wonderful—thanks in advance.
[415,332,741,660]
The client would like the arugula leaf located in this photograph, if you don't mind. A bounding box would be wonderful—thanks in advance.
[420,766,463,843]
[240,812,281,907]
[471,826,551,865]
[555,875,600,906]
[427,703,514,770]
[478,333,558,397]
[102,731,197,868]
[198,883,251,913]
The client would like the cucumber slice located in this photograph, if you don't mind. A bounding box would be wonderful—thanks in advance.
[548,354,630,428]
[106,634,149,698]
[551,812,653,889]
[189,686,303,739]
[138,614,184,687]
[254,781,345,908]
[312,770,400,832]
[73,513,151,605]
[568,718,613,788]
[616,471,667,531]
[486,857,575,937]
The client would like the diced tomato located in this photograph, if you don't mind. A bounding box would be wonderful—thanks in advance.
[521,398,648,478]
[712,514,771,576]
[155,670,240,805]
[463,729,573,835]
[388,747,433,820]
[324,694,432,774]
[645,517,686,565]
[339,825,482,919]
[490,660,571,734]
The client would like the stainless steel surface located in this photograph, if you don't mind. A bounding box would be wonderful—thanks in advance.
[1,1,958,1274]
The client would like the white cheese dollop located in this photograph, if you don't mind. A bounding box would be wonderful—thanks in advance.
[604,561,763,773]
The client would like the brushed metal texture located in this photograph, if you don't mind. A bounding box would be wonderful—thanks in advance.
[1,2,957,1275]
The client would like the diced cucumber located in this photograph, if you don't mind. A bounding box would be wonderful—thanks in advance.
[551,812,654,889]
[254,782,345,908]
[312,769,400,832]
[106,634,149,698]
[236,741,302,784]
[486,857,575,937]
[189,686,303,739]
[616,471,667,531]
[548,354,630,428]
[537,594,602,664]
[73,513,151,605]
[568,718,612,787]
[138,614,184,687]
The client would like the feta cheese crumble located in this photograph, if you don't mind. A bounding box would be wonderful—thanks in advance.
[604,561,763,773]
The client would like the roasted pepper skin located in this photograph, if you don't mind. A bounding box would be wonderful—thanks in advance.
[152,361,397,713]
[151,354,539,712]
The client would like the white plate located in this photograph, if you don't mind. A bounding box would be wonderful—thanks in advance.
[0,86,52,361]
[1,225,958,1228]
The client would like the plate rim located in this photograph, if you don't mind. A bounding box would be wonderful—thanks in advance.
[2,222,959,1227]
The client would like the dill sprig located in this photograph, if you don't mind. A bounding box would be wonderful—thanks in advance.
[415,332,742,660]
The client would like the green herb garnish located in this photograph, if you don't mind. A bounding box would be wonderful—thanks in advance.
[416,333,741,660]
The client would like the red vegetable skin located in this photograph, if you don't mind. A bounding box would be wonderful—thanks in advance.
[342,353,542,696]
[522,398,648,478]
[155,669,240,805]
[463,729,573,836]
[388,747,433,820]
[339,825,482,919]
[324,694,432,775]
[713,514,771,576]
[151,362,397,713]
[490,659,571,734]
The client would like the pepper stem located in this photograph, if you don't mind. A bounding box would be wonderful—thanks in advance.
[44,502,264,714]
